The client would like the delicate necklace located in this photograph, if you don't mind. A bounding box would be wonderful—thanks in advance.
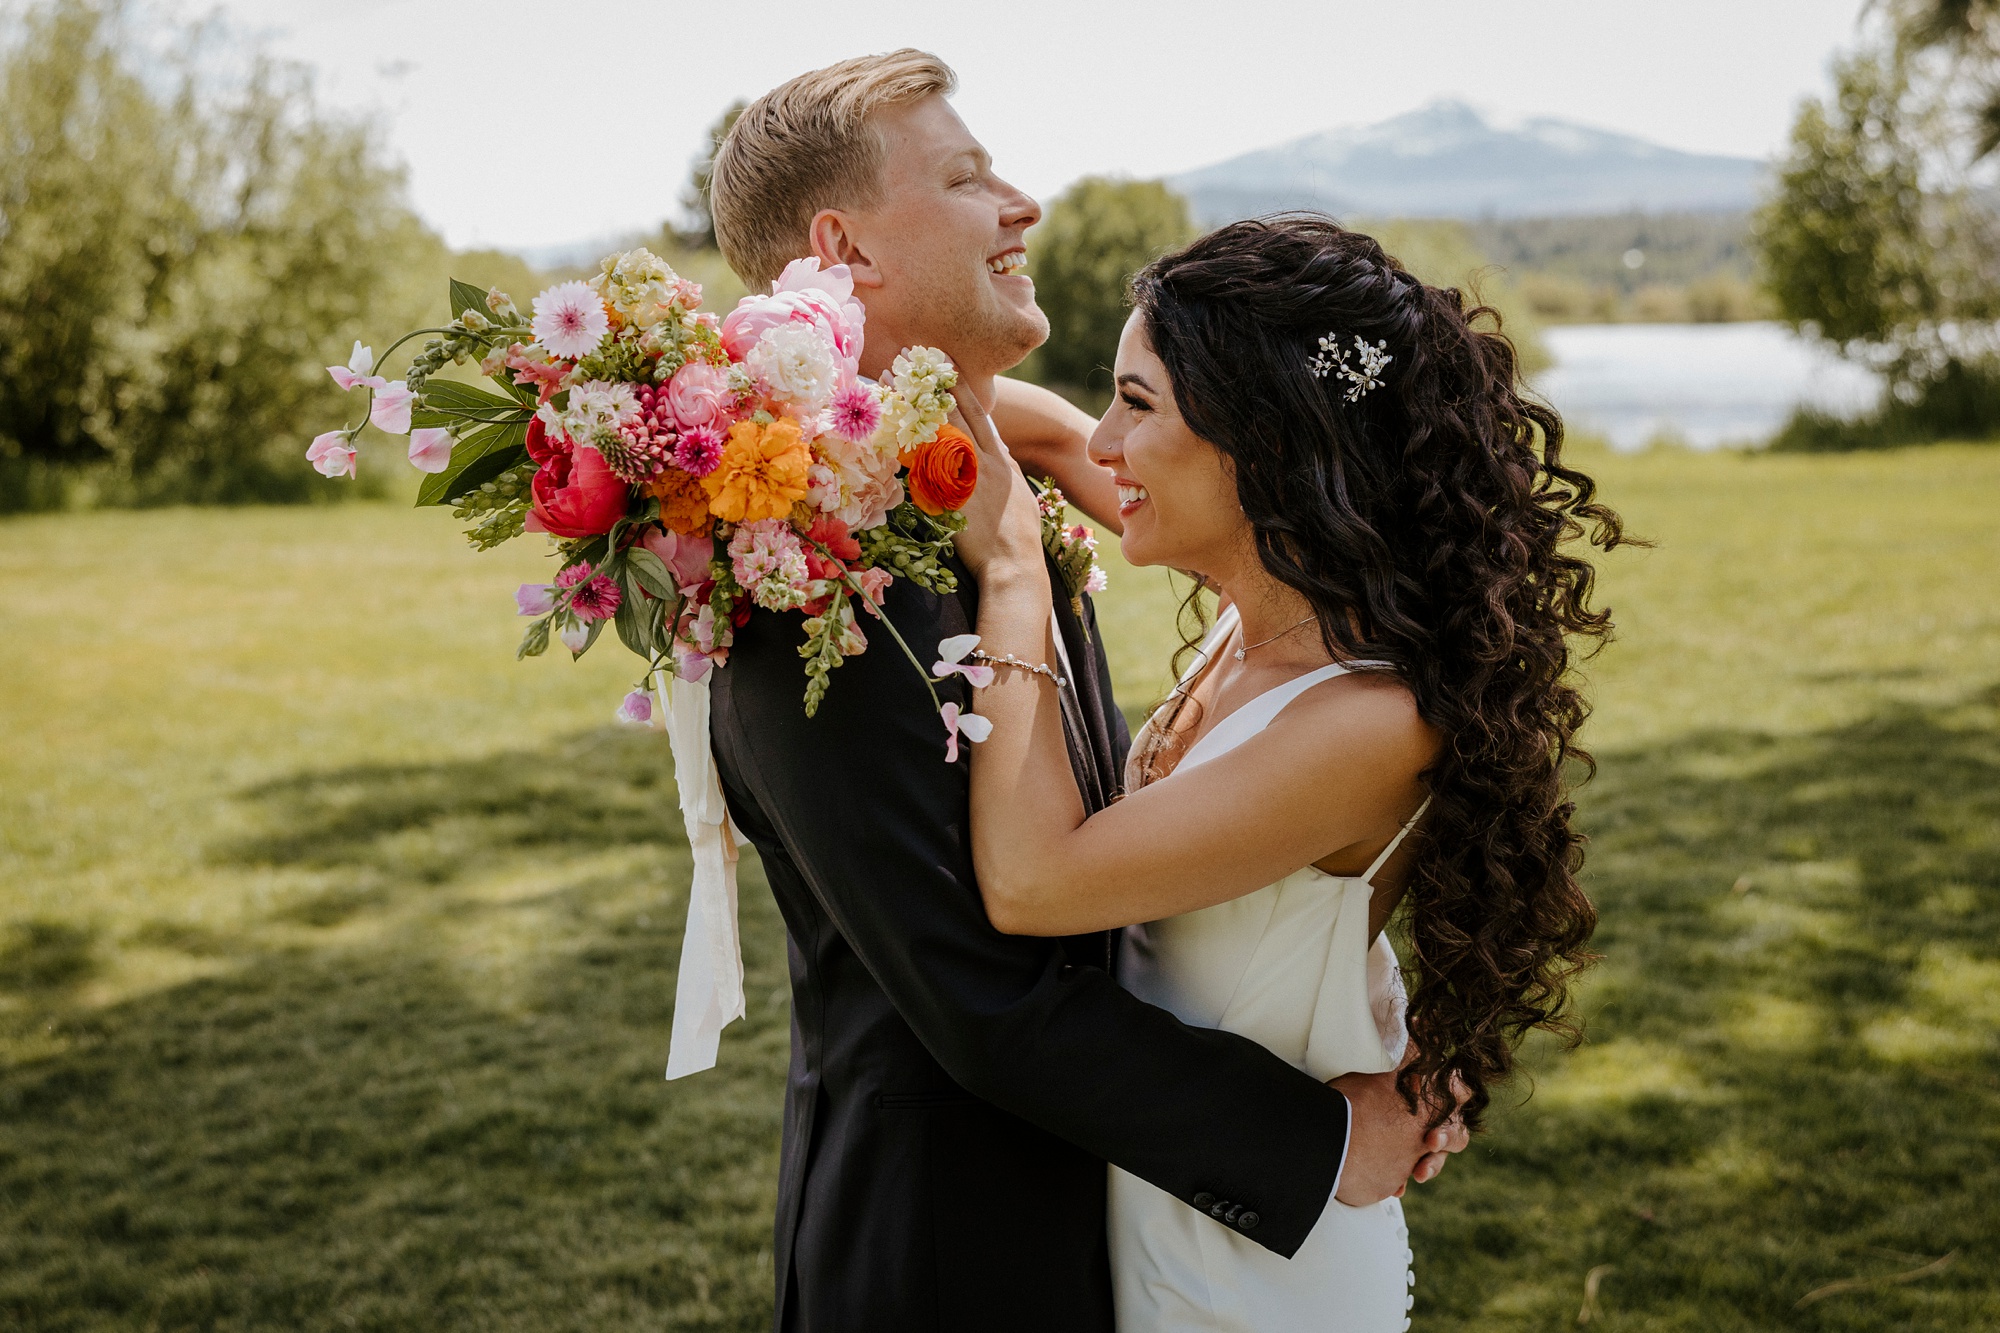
[1234,613,1318,661]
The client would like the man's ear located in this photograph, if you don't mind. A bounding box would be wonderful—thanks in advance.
[810,209,883,289]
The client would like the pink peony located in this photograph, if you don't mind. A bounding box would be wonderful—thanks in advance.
[616,689,653,725]
[527,444,628,538]
[671,424,724,477]
[826,384,883,442]
[531,280,611,359]
[665,361,732,431]
[306,431,356,478]
[408,427,453,473]
[370,381,414,435]
[639,525,716,592]
[719,258,865,379]
[556,562,621,621]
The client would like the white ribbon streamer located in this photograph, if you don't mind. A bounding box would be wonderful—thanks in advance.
[656,670,749,1080]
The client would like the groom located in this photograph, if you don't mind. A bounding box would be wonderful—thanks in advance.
[705,50,1458,1332]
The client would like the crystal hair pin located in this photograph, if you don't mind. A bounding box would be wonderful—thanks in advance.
[1307,334,1393,403]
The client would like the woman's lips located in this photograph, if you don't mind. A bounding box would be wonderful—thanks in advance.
[1116,482,1148,515]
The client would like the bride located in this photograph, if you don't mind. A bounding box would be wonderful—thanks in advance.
[950,215,1625,1330]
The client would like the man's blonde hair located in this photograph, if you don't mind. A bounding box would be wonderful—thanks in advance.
[710,49,957,289]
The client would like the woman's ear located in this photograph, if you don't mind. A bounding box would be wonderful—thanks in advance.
[810,209,882,289]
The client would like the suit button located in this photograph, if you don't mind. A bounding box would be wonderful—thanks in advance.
[1193,1192,1216,1210]
[1237,1211,1260,1231]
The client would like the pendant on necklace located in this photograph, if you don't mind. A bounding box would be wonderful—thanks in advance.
[1234,648,1246,661]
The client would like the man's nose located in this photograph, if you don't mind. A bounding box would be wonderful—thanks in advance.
[998,180,1041,231]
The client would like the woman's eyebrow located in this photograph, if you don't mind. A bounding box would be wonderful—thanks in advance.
[1115,373,1156,393]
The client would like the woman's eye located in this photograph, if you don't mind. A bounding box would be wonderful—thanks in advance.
[1121,394,1151,413]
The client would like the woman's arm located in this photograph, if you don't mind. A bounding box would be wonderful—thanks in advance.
[989,376,1122,534]
[952,401,1433,938]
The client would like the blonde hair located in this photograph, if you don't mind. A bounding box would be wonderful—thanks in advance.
[710,49,957,289]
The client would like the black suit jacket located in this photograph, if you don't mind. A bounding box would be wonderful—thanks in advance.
[710,559,1350,1333]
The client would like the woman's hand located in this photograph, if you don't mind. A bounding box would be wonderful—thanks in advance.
[949,390,1046,585]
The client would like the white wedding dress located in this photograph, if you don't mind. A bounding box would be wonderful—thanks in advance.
[1110,605,1421,1332]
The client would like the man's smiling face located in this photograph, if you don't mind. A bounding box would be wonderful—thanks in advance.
[833,94,1048,389]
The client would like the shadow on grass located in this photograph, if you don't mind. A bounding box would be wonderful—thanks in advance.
[0,728,790,1333]
[1411,687,2000,1331]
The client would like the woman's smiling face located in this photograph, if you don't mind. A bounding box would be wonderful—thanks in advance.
[1087,311,1248,579]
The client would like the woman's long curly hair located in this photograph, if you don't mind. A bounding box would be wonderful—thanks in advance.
[1129,215,1628,1130]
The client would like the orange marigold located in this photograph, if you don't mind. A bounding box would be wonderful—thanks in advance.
[904,424,978,515]
[647,466,713,535]
[702,419,812,524]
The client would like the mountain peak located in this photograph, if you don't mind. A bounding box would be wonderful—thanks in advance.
[1170,104,1764,222]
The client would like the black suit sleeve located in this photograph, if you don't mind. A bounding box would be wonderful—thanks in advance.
[711,576,1350,1258]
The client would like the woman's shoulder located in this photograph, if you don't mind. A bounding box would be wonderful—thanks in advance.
[1273,664,1438,775]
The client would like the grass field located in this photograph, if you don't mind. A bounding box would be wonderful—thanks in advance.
[2,443,1997,1330]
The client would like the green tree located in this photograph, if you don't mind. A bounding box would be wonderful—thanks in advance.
[1022,177,1196,398]
[0,0,436,509]
[1879,0,2000,156]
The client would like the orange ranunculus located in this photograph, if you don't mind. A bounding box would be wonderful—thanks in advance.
[701,419,812,524]
[904,424,978,516]
[646,466,713,535]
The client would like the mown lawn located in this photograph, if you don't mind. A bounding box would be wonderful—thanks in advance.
[2,443,1996,1330]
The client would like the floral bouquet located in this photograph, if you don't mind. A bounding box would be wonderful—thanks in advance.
[309,247,1054,753]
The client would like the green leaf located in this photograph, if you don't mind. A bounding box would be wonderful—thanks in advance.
[449,278,490,323]
[613,567,656,659]
[415,420,530,507]
[626,548,678,601]
[413,378,529,427]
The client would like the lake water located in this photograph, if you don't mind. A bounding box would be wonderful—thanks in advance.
[1533,322,1882,451]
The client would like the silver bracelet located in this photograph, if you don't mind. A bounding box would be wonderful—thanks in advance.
[971,649,1067,689]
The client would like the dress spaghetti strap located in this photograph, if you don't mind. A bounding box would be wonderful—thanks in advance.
[1362,796,1432,888]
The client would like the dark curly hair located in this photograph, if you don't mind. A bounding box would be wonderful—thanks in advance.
[1129,214,1628,1130]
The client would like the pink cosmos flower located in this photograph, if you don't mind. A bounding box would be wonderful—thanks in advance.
[306,431,357,478]
[556,562,621,621]
[672,424,724,477]
[665,361,732,431]
[639,526,716,593]
[940,702,993,763]
[370,381,414,435]
[531,280,612,359]
[826,384,883,442]
[515,583,556,616]
[616,689,653,725]
[933,633,996,688]
[407,427,453,473]
[719,258,865,379]
[327,341,385,392]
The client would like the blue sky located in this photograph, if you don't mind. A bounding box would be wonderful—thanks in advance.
[145,0,1871,252]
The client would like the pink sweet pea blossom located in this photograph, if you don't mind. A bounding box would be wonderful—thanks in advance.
[616,689,654,725]
[853,566,893,616]
[940,702,993,763]
[719,258,866,380]
[370,381,415,435]
[933,633,996,688]
[675,644,718,682]
[515,583,555,616]
[408,427,453,473]
[327,341,386,392]
[560,618,591,654]
[306,431,357,478]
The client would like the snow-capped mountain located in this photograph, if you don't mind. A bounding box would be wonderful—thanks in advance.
[1169,101,1766,223]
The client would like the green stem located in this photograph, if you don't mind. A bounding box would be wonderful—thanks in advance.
[811,539,944,714]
